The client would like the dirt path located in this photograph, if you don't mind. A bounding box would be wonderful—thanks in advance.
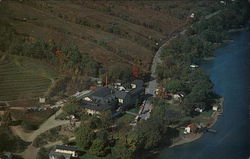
[11,90,91,159]
[11,109,68,142]
[11,109,69,159]
[19,126,77,159]
[27,109,68,142]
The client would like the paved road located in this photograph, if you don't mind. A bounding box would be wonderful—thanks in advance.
[145,44,163,96]
[143,39,170,120]
[139,100,152,120]
[143,10,222,121]
[142,36,177,120]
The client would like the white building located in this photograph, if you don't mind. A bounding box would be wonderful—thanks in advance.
[49,145,78,159]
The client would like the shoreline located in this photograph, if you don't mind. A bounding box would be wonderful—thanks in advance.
[166,27,247,148]
[145,10,249,159]
[170,98,224,148]
[228,27,249,33]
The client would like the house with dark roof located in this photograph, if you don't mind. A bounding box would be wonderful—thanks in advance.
[80,80,145,115]
[49,145,78,159]
[115,80,145,110]
[80,87,117,115]
[131,80,144,89]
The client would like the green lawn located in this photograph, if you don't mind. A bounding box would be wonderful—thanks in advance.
[129,107,140,113]
[199,110,213,117]
[192,110,214,125]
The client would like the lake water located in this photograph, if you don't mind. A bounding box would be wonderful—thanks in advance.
[158,28,250,159]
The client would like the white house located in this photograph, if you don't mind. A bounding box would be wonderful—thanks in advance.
[190,13,195,18]
[212,105,219,111]
[195,107,203,113]
[173,94,182,100]
[184,126,191,134]
[49,145,78,159]
[190,64,199,68]
[39,97,46,103]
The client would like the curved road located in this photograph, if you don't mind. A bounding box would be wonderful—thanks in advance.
[143,10,222,120]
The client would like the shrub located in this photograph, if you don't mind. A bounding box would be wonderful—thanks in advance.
[33,136,48,148]
[21,121,38,131]
[36,147,51,159]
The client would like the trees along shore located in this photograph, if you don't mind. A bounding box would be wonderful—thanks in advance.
[74,1,249,159]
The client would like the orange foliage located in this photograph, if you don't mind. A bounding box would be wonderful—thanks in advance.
[132,65,141,78]
[55,48,65,63]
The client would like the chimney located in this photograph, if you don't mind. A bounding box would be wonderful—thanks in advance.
[105,73,108,87]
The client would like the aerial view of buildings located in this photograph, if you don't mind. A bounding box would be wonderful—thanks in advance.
[0,0,249,159]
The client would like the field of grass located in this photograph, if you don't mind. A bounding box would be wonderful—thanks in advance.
[129,107,140,113]
[192,110,214,126]
[176,110,214,128]
[0,54,60,106]
[117,113,135,124]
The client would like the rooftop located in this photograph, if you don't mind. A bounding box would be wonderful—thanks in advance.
[115,90,128,99]
[79,100,114,111]
[131,80,144,88]
[49,151,72,159]
[89,87,112,98]
[55,145,78,151]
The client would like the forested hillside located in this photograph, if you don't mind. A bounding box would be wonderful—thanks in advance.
[0,0,221,105]
[0,0,221,70]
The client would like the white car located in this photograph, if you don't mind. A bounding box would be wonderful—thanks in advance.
[190,64,199,68]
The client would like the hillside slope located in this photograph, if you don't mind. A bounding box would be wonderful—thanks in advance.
[0,53,60,106]
[0,0,220,105]
[1,0,210,70]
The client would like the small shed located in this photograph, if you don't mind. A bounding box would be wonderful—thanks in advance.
[39,97,46,103]
[184,126,191,134]
[173,94,182,100]
[190,13,195,18]
[212,105,219,111]
[184,123,198,134]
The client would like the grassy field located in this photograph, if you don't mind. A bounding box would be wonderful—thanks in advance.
[117,113,135,123]
[116,107,140,123]
[0,53,60,106]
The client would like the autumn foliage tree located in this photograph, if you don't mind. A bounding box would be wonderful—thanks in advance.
[1,111,12,126]
[9,39,99,76]
[131,65,141,78]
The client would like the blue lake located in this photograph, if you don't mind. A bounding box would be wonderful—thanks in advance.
[158,29,250,159]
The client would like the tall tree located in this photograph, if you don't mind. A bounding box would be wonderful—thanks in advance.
[89,138,107,157]
[75,123,96,150]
